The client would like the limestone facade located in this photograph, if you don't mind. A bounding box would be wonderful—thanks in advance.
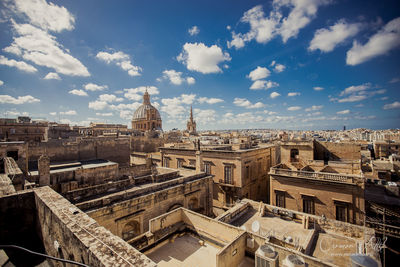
[159,144,276,207]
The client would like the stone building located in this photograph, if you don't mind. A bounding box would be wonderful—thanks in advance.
[269,140,365,225]
[186,106,197,134]
[131,90,162,132]
[373,140,400,159]
[0,117,48,142]
[159,143,276,208]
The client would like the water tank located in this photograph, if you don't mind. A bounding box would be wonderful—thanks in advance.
[284,254,305,267]
[255,244,278,267]
[350,254,380,267]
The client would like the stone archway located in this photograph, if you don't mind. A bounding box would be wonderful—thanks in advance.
[167,203,183,212]
[121,220,140,241]
[188,197,199,210]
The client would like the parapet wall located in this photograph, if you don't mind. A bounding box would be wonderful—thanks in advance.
[34,187,156,266]
[28,137,130,167]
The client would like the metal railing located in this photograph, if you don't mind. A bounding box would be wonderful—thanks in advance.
[269,167,358,184]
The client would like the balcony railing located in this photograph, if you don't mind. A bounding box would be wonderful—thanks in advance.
[269,167,359,184]
[218,179,235,186]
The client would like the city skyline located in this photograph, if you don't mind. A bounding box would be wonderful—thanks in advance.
[0,0,399,130]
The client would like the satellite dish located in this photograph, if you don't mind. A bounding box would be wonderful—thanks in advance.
[251,220,260,233]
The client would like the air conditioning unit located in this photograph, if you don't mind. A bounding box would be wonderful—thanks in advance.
[255,244,278,267]
[283,254,305,267]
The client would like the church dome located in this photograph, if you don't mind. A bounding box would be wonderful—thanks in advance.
[132,104,161,121]
[131,89,162,132]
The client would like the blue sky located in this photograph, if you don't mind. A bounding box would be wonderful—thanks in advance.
[0,0,399,130]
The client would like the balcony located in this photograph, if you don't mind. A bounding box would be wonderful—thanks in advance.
[269,167,360,184]
[217,178,236,187]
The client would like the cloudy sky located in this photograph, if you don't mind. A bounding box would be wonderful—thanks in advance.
[0,0,399,130]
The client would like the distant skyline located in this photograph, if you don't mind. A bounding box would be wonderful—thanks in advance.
[0,0,399,130]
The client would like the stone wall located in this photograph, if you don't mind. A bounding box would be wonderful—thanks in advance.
[216,232,247,267]
[28,137,130,167]
[85,175,213,240]
[33,187,156,266]
[270,173,365,224]
[130,136,165,153]
[314,141,361,161]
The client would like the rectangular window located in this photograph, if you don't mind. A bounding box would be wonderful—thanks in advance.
[176,159,185,169]
[336,204,348,222]
[163,158,169,168]
[224,165,233,184]
[303,197,315,215]
[189,159,196,166]
[204,163,211,175]
[245,165,250,180]
[276,191,285,208]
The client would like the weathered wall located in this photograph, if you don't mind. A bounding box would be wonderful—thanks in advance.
[34,187,156,267]
[281,142,314,163]
[160,145,275,207]
[28,137,130,167]
[270,175,365,224]
[86,175,213,241]
[314,141,361,161]
[130,136,165,153]
[216,232,246,267]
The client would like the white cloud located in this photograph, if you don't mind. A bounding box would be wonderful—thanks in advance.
[383,101,400,110]
[98,94,123,103]
[288,92,300,97]
[0,94,40,104]
[0,80,3,86]
[188,26,200,36]
[198,97,224,104]
[389,77,400,84]
[69,89,88,96]
[96,112,113,117]
[287,106,301,111]
[193,109,217,124]
[309,20,362,52]
[43,72,60,80]
[250,80,279,90]
[88,100,108,110]
[228,1,331,48]
[84,83,108,91]
[177,42,231,74]
[4,22,90,76]
[274,63,286,73]
[60,110,77,115]
[124,86,159,101]
[49,112,57,116]
[338,95,367,103]
[347,17,400,65]
[96,50,142,76]
[270,92,280,99]
[0,55,37,73]
[233,98,265,109]
[381,96,389,100]
[161,94,196,118]
[340,83,371,96]
[5,110,29,117]
[337,109,350,114]
[161,69,195,85]
[247,66,270,81]
[313,86,324,91]
[305,105,323,111]
[11,0,75,32]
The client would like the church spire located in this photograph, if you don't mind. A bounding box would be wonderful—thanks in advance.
[190,105,193,121]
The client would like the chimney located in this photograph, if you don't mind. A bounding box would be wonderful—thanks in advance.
[195,150,204,174]
[38,155,50,186]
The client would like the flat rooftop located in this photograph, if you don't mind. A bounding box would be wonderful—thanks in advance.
[29,159,117,176]
[312,233,357,266]
[230,208,313,250]
[146,234,220,267]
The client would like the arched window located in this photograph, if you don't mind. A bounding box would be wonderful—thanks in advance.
[290,149,299,162]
